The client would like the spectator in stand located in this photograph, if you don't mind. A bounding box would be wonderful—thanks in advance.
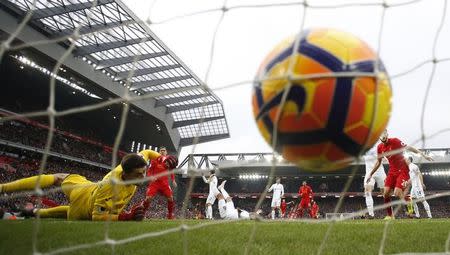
[0,120,124,165]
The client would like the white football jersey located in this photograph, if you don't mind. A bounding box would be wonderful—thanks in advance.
[409,163,422,189]
[202,175,218,194]
[268,183,284,199]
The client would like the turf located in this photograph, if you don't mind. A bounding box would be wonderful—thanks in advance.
[0,219,449,255]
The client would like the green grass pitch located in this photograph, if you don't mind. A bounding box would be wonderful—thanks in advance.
[0,219,449,255]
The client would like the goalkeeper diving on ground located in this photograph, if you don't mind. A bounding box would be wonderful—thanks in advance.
[0,149,178,221]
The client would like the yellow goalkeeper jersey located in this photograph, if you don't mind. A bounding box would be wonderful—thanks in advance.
[61,149,160,220]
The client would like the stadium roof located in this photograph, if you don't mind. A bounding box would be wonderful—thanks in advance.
[1,0,229,147]
[179,149,450,177]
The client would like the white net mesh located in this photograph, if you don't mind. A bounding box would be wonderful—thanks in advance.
[0,0,450,254]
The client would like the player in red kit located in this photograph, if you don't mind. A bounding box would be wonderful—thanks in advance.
[280,199,294,218]
[143,147,178,219]
[280,199,287,218]
[297,181,313,218]
[310,200,319,219]
[367,130,433,219]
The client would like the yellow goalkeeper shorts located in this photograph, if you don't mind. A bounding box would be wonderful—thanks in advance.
[61,174,97,220]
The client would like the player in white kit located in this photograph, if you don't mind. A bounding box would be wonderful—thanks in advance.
[406,156,432,218]
[363,149,386,218]
[202,169,220,219]
[268,177,284,219]
[216,180,250,220]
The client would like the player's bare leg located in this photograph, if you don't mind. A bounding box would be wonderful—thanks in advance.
[0,173,68,193]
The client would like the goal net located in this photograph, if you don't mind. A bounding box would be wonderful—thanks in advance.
[0,0,449,254]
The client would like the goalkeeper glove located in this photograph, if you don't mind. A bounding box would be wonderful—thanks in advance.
[118,204,144,221]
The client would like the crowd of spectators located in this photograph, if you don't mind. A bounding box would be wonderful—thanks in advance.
[0,148,196,219]
[1,146,448,220]
[186,176,449,219]
[191,176,450,195]
[0,148,109,211]
[0,119,124,165]
[190,177,367,194]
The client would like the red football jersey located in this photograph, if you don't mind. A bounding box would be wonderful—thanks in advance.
[298,185,313,199]
[280,200,287,212]
[147,156,174,183]
[377,138,408,172]
[311,203,319,213]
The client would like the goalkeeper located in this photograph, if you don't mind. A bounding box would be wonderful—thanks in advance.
[0,149,177,221]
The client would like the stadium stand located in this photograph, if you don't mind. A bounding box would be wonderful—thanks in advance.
[178,153,450,219]
[0,111,127,165]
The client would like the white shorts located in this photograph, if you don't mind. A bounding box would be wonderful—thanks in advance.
[364,172,386,189]
[411,187,425,199]
[271,198,281,208]
[225,201,239,220]
[206,188,220,204]
[239,210,250,219]
[206,194,216,205]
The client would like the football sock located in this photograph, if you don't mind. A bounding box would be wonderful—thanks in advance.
[365,191,374,217]
[206,205,212,219]
[384,196,393,217]
[167,200,174,218]
[405,196,414,214]
[423,201,432,218]
[0,175,55,192]
[413,202,420,218]
[36,206,69,218]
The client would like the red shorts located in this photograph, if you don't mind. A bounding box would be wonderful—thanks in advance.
[299,199,311,209]
[146,181,173,198]
[384,171,410,190]
[281,206,286,214]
